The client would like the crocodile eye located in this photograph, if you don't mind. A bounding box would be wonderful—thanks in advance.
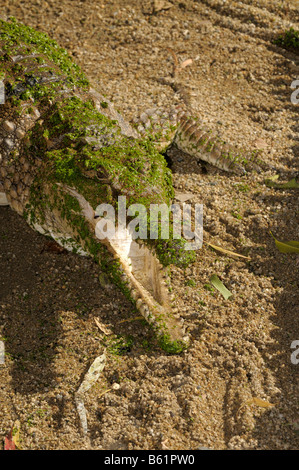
[97,170,106,179]
[96,170,110,183]
[25,74,38,87]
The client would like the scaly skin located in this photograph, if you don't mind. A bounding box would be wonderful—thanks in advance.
[135,107,259,175]
[0,18,258,352]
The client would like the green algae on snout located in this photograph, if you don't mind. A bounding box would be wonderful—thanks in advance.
[0,17,88,87]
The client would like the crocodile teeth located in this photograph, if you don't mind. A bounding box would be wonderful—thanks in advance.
[99,223,189,345]
[56,185,188,348]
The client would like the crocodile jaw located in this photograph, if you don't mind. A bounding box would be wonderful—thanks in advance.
[52,184,189,349]
[94,223,188,347]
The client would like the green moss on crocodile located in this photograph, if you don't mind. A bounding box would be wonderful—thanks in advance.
[23,94,192,270]
[24,95,173,206]
[0,17,88,87]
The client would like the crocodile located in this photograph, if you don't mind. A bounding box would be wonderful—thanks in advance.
[0,18,257,353]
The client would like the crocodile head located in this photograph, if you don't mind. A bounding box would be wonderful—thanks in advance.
[22,152,189,353]
[0,17,190,352]
[2,93,189,353]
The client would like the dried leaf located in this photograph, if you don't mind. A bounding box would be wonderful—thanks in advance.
[253,138,268,149]
[180,58,193,69]
[98,388,112,399]
[153,0,173,13]
[271,232,299,254]
[4,421,20,450]
[174,192,194,203]
[265,177,299,189]
[118,316,144,323]
[4,429,16,450]
[11,421,21,450]
[76,352,106,435]
[75,395,88,436]
[209,275,232,300]
[166,47,179,75]
[161,438,170,450]
[210,274,233,300]
[281,178,299,189]
[94,317,112,335]
[246,397,276,408]
[77,352,106,395]
[206,242,250,259]
[265,174,279,183]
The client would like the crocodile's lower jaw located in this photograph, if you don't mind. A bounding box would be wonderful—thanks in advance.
[95,223,186,335]
[0,186,188,352]
[61,185,189,350]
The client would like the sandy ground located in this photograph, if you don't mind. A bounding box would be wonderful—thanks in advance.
[0,0,298,450]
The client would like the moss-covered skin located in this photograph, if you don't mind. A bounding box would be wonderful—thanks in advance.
[0,17,190,353]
